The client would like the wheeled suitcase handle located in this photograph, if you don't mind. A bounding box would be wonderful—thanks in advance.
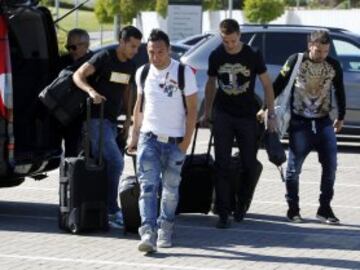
[125,147,138,176]
[85,98,104,167]
[189,122,213,165]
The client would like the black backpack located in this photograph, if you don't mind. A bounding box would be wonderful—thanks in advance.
[139,63,187,114]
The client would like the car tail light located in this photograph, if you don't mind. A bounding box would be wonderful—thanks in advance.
[0,15,15,166]
[189,66,197,74]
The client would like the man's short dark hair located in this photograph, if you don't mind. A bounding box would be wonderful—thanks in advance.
[308,30,331,44]
[219,19,240,35]
[147,29,170,47]
[118,26,143,42]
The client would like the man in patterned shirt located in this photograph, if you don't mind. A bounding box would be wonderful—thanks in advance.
[273,30,346,224]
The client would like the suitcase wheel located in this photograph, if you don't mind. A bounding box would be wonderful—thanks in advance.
[58,210,67,230]
[70,223,79,234]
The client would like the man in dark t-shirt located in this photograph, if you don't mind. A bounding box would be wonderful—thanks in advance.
[57,28,93,157]
[271,30,346,225]
[73,26,142,228]
[201,19,277,228]
[58,28,91,72]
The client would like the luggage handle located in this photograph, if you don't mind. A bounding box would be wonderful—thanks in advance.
[189,122,213,164]
[124,148,140,185]
[124,148,137,174]
[85,98,104,167]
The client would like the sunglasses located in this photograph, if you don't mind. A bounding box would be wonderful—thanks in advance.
[65,42,85,51]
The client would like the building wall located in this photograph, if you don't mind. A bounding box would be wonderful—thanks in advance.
[135,9,360,40]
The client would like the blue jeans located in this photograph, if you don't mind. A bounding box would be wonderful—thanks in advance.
[137,132,186,230]
[88,119,124,214]
[286,115,337,207]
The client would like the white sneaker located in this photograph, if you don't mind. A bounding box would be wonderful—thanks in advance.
[138,226,156,253]
[157,229,173,248]
[157,220,174,248]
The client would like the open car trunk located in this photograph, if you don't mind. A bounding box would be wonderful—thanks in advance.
[0,0,62,182]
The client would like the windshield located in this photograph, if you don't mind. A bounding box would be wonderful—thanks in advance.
[181,34,221,70]
[332,34,360,73]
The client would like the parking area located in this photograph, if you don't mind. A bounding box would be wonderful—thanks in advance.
[0,128,359,270]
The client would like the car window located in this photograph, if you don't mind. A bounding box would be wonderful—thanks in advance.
[249,33,264,52]
[241,33,253,45]
[181,34,222,70]
[171,45,189,60]
[332,38,360,72]
[263,32,308,65]
[183,34,211,46]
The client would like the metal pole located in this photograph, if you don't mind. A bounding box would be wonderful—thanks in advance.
[55,0,60,20]
[74,0,79,27]
[228,0,233,18]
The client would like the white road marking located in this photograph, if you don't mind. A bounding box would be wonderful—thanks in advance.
[0,254,224,270]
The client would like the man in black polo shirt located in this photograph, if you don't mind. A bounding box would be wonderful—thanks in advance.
[202,19,277,228]
[73,26,142,228]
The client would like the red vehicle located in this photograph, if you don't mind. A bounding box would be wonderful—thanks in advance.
[0,0,62,187]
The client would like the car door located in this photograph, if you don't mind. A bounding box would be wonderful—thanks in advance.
[2,1,61,182]
[249,31,308,100]
[330,35,360,128]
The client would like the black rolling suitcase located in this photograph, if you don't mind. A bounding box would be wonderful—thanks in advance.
[212,152,263,215]
[58,99,108,234]
[176,125,215,214]
[230,153,263,213]
[119,150,141,234]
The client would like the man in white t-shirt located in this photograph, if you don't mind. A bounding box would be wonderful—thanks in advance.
[128,29,198,253]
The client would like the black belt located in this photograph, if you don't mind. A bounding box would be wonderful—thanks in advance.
[145,132,183,144]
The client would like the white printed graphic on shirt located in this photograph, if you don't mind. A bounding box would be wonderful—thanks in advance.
[135,59,198,137]
[109,72,130,84]
[218,63,250,95]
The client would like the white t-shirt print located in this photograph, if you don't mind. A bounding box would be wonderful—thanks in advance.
[135,59,198,137]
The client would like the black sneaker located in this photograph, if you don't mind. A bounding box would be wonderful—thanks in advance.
[316,206,340,225]
[216,216,231,229]
[233,204,246,222]
[287,207,303,223]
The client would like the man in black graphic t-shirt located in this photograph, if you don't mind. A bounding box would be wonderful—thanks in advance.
[201,19,277,228]
[73,26,142,228]
[271,30,346,225]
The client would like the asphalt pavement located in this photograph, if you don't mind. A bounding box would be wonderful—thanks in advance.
[0,128,359,270]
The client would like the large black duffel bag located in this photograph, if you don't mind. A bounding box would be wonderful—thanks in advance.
[39,69,87,126]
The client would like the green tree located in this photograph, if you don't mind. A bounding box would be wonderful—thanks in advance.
[95,0,155,25]
[203,0,222,10]
[94,0,119,24]
[156,0,168,18]
[119,0,156,24]
[119,0,138,24]
[244,0,285,23]
[283,0,307,6]
[202,0,244,10]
